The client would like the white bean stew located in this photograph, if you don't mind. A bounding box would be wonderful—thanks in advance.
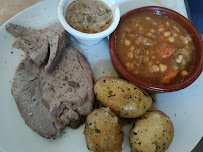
[115,13,195,85]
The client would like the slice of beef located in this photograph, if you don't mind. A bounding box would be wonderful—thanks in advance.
[8,23,94,138]
[6,23,48,67]
[6,23,40,38]
[12,59,65,139]
[11,47,94,138]
[44,31,69,72]
[6,23,69,68]
[14,36,49,67]
[41,46,94,129]
[41,22,70,72]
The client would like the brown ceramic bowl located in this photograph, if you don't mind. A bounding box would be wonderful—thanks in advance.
[109,6,203,93]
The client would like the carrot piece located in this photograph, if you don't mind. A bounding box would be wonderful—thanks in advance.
[159,24,164,28]
[157,42,175,58]
[161,70,179,84]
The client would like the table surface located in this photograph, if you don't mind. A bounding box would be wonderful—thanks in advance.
[0,0,43,26]
[0,0,202,151]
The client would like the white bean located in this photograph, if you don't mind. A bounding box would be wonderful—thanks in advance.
[159,64,167,72]
[126,62,133,68]
[125,39,131,46]
[139,27,143,31]
[152,22,158,25]
[146,50,150,55]
[159,28,164,32]
[145,17,151,21]
[182,59,186,65]
[173,33,177,37]
[168,36,175,43]
[143,38,148,43]
[128,51,134,58]
[147,33,152,37]
[184,37,189,44]
[130,46,135,51]
[173,26,180,32]
[186,35,192,41]
[181,70,188,77]
[151,65,160,72]
[180,35,189,44]
[166,22,170,26]
[164,31,171,37]
[176,55,183,63]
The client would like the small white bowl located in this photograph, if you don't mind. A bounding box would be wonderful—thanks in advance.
[58,0,120,45]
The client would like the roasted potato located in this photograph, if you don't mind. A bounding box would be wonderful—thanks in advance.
[94,77,153,118]
[129,111,174,152]
[84,108,124,152]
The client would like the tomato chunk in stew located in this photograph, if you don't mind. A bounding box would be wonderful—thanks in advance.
[115,13,195,85]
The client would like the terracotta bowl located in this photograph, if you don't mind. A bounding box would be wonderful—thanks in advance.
[109,6,203,93]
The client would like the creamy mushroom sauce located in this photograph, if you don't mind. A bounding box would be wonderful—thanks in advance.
[66,0,113,33]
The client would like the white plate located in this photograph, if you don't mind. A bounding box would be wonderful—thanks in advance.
[0,0,202,152]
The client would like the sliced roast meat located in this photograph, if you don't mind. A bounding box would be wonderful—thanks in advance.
[12,59,65,138]
[6,23,69,68]
[6,23,40,38]
[41,46,94,129]
[8,22,94,138]
[45,31,69,72]
[13,36,49,67]
[41,22,66,38]
[41,22,70,72]
[6,23,48,66]
[11,47,94,138]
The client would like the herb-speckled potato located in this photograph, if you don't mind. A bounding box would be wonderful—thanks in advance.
[129,111,174,152]
[94,77,153,118]
[84,108,124,152]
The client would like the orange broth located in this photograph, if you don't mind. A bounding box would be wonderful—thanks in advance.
[115,13,195,85]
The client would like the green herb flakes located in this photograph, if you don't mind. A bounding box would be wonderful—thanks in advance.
[128,95,131,100]
[95,128,100,133]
